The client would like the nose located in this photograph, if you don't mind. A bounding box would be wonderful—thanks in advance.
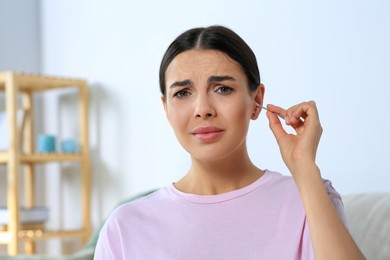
[194,96,216,119]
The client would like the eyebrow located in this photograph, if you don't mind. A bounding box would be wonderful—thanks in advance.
[208,75,236,83]
[169,79,192,89]
[169,75,236,89]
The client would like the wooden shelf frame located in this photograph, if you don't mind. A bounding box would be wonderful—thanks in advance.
[0,152,84,164]
[0,71,91,255]
[0,228,88,243]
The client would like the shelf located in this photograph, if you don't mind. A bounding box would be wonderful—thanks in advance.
[1,71,91,255]
[0,222,45,232]
[0,71,86,92]
[0,228,87,243]
[0,152,83,164]
[0,151,6,163]
[21,153,84,163]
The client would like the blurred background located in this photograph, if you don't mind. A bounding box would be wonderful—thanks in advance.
[0,0,389,254]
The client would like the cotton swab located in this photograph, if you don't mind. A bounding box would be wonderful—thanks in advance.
[256,104,285,120]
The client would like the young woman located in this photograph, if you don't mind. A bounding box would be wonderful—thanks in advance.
[94,26,364,259]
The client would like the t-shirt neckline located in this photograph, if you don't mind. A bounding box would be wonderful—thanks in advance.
[167,170,272,204]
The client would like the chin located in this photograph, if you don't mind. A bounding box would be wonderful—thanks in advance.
[189,145,240,163]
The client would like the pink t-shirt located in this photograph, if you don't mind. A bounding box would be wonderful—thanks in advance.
[94,170,346,259]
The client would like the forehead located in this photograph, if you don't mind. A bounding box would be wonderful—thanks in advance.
[165,49,245,81]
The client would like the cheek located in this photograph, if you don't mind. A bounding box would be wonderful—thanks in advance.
[224,100,253,122]
[232,105,253,137]
[167,103,190,130]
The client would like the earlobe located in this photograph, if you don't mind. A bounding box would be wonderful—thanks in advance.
[251,108,260,120]
[251,103,260,120]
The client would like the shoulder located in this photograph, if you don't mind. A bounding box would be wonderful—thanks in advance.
[265,169,346,223]
[251,170,304,208]
[265,169,342,197]
[263,170,299,193]
[95,189,167,259]
[109,188,169,218]
[263,170,343,204]
[97,188,166,237]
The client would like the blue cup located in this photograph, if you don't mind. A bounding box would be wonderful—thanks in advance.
[61,139,79,153]
[38,134,56,153]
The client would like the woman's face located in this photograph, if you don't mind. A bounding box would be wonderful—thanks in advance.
[163,49,264,161]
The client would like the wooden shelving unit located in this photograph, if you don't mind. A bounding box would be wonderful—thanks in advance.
[0,71,91,255]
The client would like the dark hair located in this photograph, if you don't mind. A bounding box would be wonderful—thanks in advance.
[159,25,260,99]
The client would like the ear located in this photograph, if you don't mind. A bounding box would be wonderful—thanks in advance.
[161,95,168,114]
[161,95,171,122]
[251,84,265,120]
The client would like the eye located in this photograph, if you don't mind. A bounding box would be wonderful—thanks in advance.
[215,85,234,95]
[173,89,191,99]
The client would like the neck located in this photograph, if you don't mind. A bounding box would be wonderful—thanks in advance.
[174,147,264,195]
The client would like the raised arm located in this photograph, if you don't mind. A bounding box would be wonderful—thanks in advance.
[266,101,365,260]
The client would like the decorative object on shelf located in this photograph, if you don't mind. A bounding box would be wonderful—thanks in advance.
[37,134,56,153]
[61,139,79,153]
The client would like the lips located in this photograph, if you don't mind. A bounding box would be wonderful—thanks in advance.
[191,126,225,142]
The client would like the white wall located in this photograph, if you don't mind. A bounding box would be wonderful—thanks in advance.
[0,0,41,205]
[0,0,41,73]
[37,0,389,243]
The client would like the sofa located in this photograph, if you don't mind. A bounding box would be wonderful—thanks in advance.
[342,193,390,259]
[1,192,389,260]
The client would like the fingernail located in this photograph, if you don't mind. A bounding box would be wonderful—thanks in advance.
[285,116,290,122]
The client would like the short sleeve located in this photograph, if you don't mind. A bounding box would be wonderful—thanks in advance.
[300,179,348,260]
[323,179,349,228]
[94,215,124,260]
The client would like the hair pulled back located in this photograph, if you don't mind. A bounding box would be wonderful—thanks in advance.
[159,25,260,99]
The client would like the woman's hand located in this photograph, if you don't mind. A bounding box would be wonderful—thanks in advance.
[265,101,323,175]
[266,102,365,259]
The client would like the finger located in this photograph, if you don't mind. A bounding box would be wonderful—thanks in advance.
[285,101,320,128]
[267,104,287,119]
[288,101,323,139]
[287,107,305,128]
[295,108,308,120]
[266,110,288,146]
[290,101,320,122]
